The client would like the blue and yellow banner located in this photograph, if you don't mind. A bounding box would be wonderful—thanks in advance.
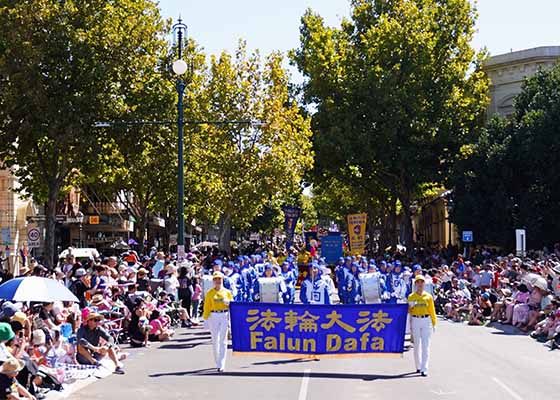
[347,213,367,255]
[230,303,407,358]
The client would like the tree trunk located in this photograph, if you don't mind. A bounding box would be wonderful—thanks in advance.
[218,211,232,255]
[44,182,60,269]
[399,191,414,249]
[137,212,148,254]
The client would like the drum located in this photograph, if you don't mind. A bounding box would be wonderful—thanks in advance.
[258,277,282,303]
[360,273,382,304]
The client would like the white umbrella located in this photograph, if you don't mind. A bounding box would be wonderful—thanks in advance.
[0,277,79,302]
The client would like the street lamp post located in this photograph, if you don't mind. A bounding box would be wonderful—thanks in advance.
[76,211,84,248]
[445,199,454,246]
[172,19,189,260]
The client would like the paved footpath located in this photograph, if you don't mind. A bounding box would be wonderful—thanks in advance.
[69,320,559,400]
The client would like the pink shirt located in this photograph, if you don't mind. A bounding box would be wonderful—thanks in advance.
[191,284,202,301]
[149,319,163,335]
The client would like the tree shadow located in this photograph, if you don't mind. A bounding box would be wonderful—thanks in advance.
[149,369,418,381]
[487,322,529,337]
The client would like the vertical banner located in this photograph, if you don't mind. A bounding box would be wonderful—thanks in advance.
[347,213,367,255]
[321,234,343,264]
[282,206,301,248]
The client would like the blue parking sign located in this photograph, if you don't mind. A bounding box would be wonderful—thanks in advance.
[462,231,473,243]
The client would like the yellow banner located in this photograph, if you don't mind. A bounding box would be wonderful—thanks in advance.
[347,213,367,255]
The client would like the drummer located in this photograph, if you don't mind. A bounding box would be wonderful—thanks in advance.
[202,271,233,372]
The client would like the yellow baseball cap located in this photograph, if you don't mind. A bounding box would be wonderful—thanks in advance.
[212,271,224,280]
[414,275,426,283]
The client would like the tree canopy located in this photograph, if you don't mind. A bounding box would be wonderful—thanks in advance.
[292,0,489,249]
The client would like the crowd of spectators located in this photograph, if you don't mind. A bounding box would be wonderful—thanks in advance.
[405,246,560,350]
[0,248,207,399]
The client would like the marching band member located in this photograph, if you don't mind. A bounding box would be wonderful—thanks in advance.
[253,264,286,303]
[300,263,331,305]
[240,259,254,302]
[408,275,437,377]
[224,261,242,302]
[281,262,296,304]
[344,262,362,304]
[320,265,336,303]
[203,271,233,373]
[335,257,351,304]
[360,262,386,304]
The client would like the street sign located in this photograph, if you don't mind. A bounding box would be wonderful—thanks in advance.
[89,215,100,225]
[27,228,41,249]
[516,229,526,257]
[462,230,473,243]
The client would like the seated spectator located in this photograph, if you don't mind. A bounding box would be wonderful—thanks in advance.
[128,300,150,348]
[76,312,124,375]
[0,358,35,400]
[148,310,174,342]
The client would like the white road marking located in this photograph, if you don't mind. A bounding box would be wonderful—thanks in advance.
[492,377,524,400]
[298,369,311,400]
[430,389,457,396]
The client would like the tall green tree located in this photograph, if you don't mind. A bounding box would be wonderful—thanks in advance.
[292,0,489,248]
[451,65,560,249]
[201,43,314,253]
[0,0,168,265]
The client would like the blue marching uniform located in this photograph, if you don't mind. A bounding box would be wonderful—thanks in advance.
[281,263,296,304]
[300,275,331,305]
[343,263,362,304]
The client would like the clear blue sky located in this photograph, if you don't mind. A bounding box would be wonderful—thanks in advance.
[158,0,560,58]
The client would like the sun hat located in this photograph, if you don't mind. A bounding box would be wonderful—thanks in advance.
[212,271,224,280]
[90,294,104,306]
[32,329,46,346]
[0,358,25,375]
[137,268,148,276]
[10,312,27,326]
[0,323,14,342]
[85,312,104,322]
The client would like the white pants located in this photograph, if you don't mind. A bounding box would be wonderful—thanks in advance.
[208,312,229,369]
[410,316,432,373]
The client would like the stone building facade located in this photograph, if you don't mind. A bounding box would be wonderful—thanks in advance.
[484,46,560,117]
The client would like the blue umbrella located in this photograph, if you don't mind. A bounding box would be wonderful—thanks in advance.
[0,277,79,303]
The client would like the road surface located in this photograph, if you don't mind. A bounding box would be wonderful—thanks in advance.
[70,320,559,400]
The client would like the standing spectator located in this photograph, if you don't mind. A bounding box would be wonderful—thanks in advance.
[177,267,193,319]
[191,277,202,322]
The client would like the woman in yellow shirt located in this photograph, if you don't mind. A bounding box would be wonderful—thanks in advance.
[408,275,437,377]
[203,271,233,372]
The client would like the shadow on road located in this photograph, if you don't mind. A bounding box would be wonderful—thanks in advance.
[251,358,317,366]
[487,322,529,337]
[169,336,212,343]
[149,369,418,381]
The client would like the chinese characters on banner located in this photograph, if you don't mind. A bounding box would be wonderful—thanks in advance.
[347,213,367,255]
[230,303,407,357]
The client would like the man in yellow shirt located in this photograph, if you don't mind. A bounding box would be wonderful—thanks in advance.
[408,274,437,377]
[203,271,234,372]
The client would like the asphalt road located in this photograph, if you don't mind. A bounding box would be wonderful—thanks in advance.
[68,319,560,400]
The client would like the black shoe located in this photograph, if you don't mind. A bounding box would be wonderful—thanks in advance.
[181,321,192,328]
[421,372,427,377]
[114,367,125,375]
[217,368,224,373]
[416,369,420,373]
